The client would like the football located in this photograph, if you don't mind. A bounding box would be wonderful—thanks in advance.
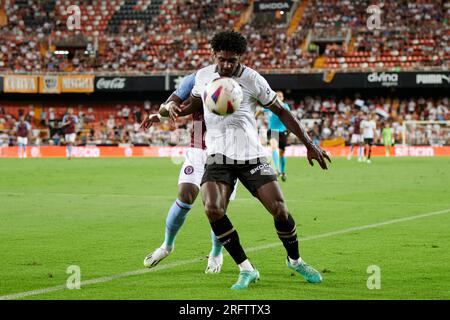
[203,77,243,116]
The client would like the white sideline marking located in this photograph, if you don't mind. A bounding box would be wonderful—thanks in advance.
[1,208,449,300]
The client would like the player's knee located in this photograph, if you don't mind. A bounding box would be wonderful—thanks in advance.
[270,139,278,150]
[178,191,196,205]
[178,184,199,205]
[204,203,225,221]
[270,200,289,221]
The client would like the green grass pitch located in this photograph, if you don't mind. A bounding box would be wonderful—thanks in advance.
[0,156,449,300]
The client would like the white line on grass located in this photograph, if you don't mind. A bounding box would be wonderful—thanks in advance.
[1,208,449,300]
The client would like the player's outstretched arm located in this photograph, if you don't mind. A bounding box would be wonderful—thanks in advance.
[266,100,331,170]
[141,95,201,130]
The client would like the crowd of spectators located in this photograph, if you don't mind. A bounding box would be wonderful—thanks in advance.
[1,95,448,148]
[1,0,448,73]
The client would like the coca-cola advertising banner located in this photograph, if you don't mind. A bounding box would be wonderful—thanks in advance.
[94,76,166,92]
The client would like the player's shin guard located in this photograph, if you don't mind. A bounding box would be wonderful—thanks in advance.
[210,215,247,264]
[164,199,192,247]
[274,213,299,260]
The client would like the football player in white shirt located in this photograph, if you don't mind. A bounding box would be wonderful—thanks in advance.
[360,113,378,163]
[140,74,238,274]
[175,31,331,290]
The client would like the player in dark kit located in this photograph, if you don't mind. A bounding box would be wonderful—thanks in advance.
[174,31,331,289]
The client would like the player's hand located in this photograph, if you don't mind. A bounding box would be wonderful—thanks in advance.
[306,144,331,170]
[140,114,161,130]
[164,101,182,122]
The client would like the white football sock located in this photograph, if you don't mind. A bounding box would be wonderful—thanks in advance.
[160,243,173,252]
[238,259,254,272]
[288,256,303,267]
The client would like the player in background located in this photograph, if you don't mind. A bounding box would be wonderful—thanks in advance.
[382,121,394,157]
[260,91,291,181]
[61,108,78,160]
[15,116,31,158]
[140,73,237,273]
[360,113,378,163]
[181,31,330,289]
[347,110,364,161]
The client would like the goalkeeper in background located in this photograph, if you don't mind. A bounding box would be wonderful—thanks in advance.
[382,121,394,157]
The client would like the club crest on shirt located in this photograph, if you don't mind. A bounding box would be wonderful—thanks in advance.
[184,165,194,175]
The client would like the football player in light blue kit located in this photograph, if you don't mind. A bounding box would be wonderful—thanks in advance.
[140,73,236,273]
[264,91,291,182]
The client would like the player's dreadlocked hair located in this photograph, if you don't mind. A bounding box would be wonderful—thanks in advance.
[210,31,247,55]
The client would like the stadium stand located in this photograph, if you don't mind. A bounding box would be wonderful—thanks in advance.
[1,95,448,147]
[0,0,448,72]
[0,1,448,148]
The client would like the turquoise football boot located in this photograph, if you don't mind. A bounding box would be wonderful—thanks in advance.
[287,257,323,283]
[231,269,260,290]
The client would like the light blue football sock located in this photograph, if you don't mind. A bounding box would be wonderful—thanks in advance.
[164,199,192,248]
[272,150,280,172]
[67,145,73,158]
[210,230,223,257]
[280,156,286,174]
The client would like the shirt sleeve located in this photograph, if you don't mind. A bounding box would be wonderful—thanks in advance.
[254,73,277,108]
[174,73,195,101]
[191,72,202,98]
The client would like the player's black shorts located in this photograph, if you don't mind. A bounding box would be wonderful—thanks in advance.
[364,138,374,146]
[201,154,278,196]
[267,130,288,150]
